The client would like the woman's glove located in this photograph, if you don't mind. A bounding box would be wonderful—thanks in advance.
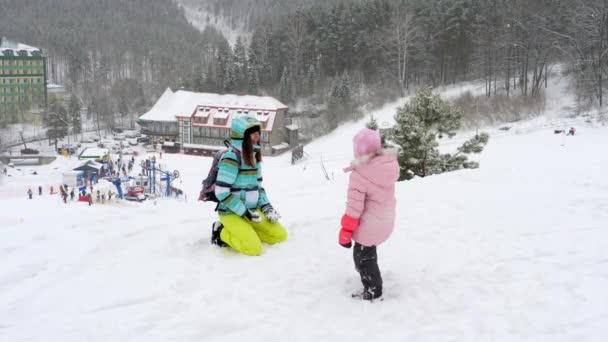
[338,214,360,248]
[244,209,262,223]
[262,204,281,223]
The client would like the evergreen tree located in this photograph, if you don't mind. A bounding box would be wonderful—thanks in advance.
[306,64,317,96]
[248,67,260,95]
[46,100,69,150]
[68,95,82,135]
[216,37,233,92]
[366,114,378,130]
[279,67,292,103]
[224,63,238,93]
[338,70,352,104]
[389,87,489,180]
[233,36,248,90]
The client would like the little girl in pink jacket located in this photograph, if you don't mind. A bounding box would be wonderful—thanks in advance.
[338,127,400,301]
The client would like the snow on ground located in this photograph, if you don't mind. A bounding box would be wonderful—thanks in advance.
[178,0,249,45]
[2,83,608,341]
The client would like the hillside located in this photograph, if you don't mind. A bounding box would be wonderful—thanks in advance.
[1,78,607,340]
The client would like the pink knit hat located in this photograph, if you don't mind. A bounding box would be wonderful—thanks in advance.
[353,128,381,157]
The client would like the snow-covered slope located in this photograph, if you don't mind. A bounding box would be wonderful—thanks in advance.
[1,78,608,341]
[177,0,249,44]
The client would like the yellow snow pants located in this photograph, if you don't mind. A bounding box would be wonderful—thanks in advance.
[219,209,288,256]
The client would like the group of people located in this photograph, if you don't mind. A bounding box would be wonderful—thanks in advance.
[28,184,77,202]
[107,156,136,178]
[59,184,75,203]
[208,115,399,301]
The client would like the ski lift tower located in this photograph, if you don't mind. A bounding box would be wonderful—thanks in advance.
[146,156,180,197]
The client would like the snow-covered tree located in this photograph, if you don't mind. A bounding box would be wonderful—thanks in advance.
[68,95,82,135]
[279,67,292,103]
[247,67,260,95]
[389,87,489,180]
[366,115,378,130]
[233,36,248,90]
[46,99,69,150]
[224,63,238,93]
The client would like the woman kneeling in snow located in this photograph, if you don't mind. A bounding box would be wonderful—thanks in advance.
[211,116,287,256]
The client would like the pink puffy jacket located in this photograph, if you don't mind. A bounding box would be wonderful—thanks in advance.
[343,149,400,246]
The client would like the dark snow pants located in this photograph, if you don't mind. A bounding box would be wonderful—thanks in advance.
[353,242,383,296]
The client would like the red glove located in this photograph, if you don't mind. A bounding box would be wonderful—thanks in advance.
[338,214,360,248]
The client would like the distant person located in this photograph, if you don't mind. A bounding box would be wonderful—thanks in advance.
[70,188,75,201]
[38,186,42,196]
[567,127,576,136]
[338,128,399,301]
[27,188,33,199]
[88,193,93,206]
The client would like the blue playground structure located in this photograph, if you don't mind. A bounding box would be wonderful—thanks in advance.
[143,157,180,198]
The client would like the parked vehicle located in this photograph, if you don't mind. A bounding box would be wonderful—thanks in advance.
[57,144,78,154]
[124,185,146,202]
[21,148,40,155]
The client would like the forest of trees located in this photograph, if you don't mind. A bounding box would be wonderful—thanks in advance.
[1,0,607,132]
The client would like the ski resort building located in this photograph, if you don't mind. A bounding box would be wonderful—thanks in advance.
[0,37,47,125]
[137,89,298,156]
[78,148,110,162]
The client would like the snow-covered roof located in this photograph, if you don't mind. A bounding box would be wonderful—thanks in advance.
[138,88,176,122]
[74,160,104,172]
[138,89,287,127]
[79,148,110,158]
[213,111,230,120]
[194,107,211,118]
[0,37,43,57]
[256,115,270,123]
[183,143,225,151]
[63,170,84,176]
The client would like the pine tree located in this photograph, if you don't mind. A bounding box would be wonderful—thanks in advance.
[279,67,291,103]
[216,36,233,92]
[366,115,379,130]
[338,70,352,104]
[233,36,248,90]
[46,99,69,150]
[306,64,317,96]
[224,63,238,93]
[389,88,489,180]
[68,95,82,135]
[248,67,260,95]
